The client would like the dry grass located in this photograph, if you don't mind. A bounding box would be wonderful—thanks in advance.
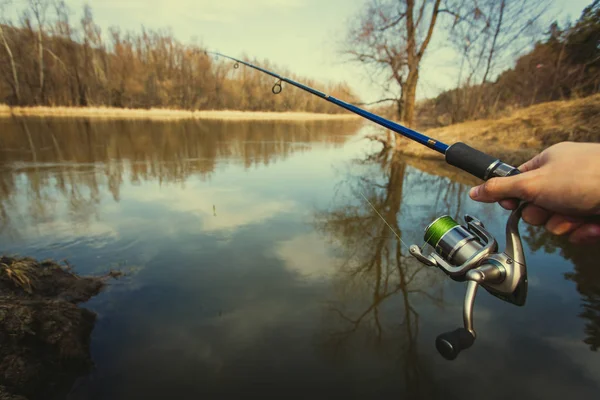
[0,258,37,293]
[397,94,600,165]
[0,104,360,121]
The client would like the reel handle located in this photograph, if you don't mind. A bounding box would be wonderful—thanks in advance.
[436,328,475,360]
[437,266,503,360]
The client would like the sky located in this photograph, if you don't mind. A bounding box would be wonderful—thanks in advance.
[6,0,594,102]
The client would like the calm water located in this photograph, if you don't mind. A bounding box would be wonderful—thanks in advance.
[1,118,599,399]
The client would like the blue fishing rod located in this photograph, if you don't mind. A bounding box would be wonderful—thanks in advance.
[208,51,520,182]
[209,51,529,361]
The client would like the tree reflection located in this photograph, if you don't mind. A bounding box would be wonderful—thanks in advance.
[525,227,600,352]
[313,149,464,397]
[0,117,362,240]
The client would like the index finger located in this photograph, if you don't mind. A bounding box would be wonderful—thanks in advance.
[518,153,542,173]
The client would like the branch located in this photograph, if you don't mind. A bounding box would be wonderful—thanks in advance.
[415,0,427,29]
[344,49,392,66]
[376,13,405,32]
[354,97,398,106]
[417,0,442,60]
[44,48,69,74]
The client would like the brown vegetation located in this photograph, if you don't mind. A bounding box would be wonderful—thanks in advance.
[343,0,548,128]
[416,1,600,129]
[0,2,358,112]
[396,93,600,165]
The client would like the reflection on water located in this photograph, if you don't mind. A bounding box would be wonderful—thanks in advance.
[525,228,600,352]
[0,118,360,244]
[314,151,444,398]
[0,118,599,399]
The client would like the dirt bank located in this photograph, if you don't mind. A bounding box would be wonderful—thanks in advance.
[0,256,114,400]
[396,94,600,166]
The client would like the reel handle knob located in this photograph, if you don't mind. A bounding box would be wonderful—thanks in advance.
[435,328,475,360]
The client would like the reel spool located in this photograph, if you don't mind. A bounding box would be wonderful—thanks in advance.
[410,204,528,360]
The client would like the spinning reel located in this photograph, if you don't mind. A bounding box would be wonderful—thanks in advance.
[409,203,528,360]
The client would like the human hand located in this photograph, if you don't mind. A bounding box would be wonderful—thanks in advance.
[468,142,600,244]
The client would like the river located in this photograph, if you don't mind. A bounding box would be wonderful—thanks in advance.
[0,117,598,399]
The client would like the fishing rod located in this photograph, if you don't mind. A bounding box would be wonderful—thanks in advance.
[208,51,520,181]
[209,51,528,361]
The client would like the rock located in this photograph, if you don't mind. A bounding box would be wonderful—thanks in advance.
[0,256,109,400]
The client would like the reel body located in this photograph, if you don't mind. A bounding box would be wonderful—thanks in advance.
[410,204,528,360]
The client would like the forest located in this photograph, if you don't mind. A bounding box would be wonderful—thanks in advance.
[0,0,599,125]
[344,0,600,127]
[416,0,600,127]
[0,1,357,113]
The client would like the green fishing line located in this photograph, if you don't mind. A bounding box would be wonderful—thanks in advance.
[424,215,459,247]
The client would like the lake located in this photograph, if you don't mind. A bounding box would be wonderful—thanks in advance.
[1,117,599,399]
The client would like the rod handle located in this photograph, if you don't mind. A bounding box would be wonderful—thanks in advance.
[445,142,520,181]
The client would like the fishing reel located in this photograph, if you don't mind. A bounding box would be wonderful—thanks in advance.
[409,204,528,360]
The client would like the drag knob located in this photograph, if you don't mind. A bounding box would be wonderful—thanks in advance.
[435,328,475,360]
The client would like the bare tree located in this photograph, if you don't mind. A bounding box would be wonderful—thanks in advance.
[444,0,548,120]
[28,0,49,103]
[342,0,443,128]
[0,25,20,104]
[0,0,20,104]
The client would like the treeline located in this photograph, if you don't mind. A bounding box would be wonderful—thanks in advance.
[418,1,600,127]
[0,2,357,112]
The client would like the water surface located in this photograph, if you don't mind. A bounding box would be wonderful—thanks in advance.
[1,118,599,399]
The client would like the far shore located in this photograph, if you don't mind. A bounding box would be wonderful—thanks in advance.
[0,104,361,121]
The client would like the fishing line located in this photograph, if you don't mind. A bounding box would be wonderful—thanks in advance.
[204,51,531,360]
[359,191,410,252]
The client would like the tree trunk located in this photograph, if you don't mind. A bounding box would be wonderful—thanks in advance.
[403,70,419,128]
[37,26,45,103]
[396,99,403,121]
[0,25,20,104]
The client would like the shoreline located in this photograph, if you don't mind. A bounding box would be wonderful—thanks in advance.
[0,105,361,121]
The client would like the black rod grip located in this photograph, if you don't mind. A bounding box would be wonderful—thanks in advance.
[445,142,498,180]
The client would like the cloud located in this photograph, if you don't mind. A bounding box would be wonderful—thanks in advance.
[125,183,296,232]
[275,232,340,280]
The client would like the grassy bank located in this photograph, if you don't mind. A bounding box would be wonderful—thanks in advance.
[0,105,360,121]
[397,94,600,166]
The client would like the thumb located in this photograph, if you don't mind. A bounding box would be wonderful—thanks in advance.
[469,172,537,203]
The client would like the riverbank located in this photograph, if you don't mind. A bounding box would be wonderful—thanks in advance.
[397,94,600,166]
[0,105,360,121]
[0,256,116,400]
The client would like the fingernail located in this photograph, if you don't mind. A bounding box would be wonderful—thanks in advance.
[469,186,480,199]
[546,220,573,236]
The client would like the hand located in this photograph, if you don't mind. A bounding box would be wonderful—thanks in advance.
[469,142,600,245]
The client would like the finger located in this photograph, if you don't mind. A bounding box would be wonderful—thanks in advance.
[522,204,551,226]
[544,214,585,236]
[499,199,518,210]
[568,224,600,245]
[518,154,542,173]
[469,171,539,203]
